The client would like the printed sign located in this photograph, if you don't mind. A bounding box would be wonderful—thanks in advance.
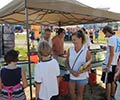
[3,24,15,54]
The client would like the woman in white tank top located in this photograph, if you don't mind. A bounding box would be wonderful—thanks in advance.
[66,30,91,100]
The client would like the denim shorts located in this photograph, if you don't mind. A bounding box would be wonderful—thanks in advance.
[69,78,88,85]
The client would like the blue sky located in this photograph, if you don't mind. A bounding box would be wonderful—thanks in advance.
[0,0,120,13]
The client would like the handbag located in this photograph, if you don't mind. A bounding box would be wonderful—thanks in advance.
[63,49,83,81]
[63,74,70,81]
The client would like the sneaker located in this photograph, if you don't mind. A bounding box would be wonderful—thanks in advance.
[111,96,116,100]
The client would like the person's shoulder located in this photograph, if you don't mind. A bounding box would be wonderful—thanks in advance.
[51,59,59,66]
[109,35,115,40]
[52,35,58,40]
[0,66,8,74]
[108,35,117,45]
[69,46,74,50]
[0,67,5,72]
[116,35,120,40]
[0,67,4,75]
[68,47,74,53]
[35,63,43,72]
[1,66,7,70]
[16,67,21,71]
[109,35,119,42]
[49,38,52,42]
[36,62,41,67]
[52,58,58,63]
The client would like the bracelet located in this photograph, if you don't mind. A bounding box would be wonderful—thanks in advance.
[80,70,84,73]
[81,71,83,73]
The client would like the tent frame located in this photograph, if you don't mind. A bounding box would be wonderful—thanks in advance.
[25,0,33,99]
[1,0,120,99]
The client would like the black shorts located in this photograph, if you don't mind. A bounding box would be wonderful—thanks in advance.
[50,95,59,100]
[101,65,116,83]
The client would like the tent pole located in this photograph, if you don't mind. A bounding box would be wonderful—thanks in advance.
[25,0,33,99]
[58,21,61,28]
[1,24,4,56]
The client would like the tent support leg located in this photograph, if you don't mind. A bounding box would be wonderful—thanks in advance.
[25,1,33,99]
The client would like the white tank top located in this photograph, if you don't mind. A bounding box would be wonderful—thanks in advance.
[69,45,89,80]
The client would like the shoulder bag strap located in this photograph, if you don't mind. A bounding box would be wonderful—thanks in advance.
[71,49,83,70]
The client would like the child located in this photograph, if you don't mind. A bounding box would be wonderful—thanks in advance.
[0,49,28,100]
[34,40,60,100]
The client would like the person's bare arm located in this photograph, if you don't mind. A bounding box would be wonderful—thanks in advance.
[114,57,120,81]
[52,38,58,56]
[35,82,41,100]
[78,50,91,74]
[57,76,62,87]
[65,49,70,70]
[114,67,120,81]
[106,46,114,73]
[0,70,2,90]
[0,77,2,90]
[21,68,28,88]
[85,50,91,71]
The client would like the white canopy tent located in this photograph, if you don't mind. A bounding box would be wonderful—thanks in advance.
[0,0,120,26]
[0,0,120,99]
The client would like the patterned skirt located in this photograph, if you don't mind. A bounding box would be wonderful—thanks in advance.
[0,84,26,100]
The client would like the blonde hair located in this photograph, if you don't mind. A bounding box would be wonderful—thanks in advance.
[38,40,52,57]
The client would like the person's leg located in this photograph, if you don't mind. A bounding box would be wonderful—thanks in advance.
[115,81,120,100]
[76,79,88,100]
[111,81,116,98]
[69,80,76,100]
[77,84,85,100]
[106,72,113,100]
[106,83,111,100]
[111,65,117,98]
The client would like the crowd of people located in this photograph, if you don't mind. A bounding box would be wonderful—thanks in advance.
[0,26,120,100]
[29,26,100,49]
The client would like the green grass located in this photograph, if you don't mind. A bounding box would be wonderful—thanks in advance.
[15,47,27,60]
[15,34,27,40]
[15,34,28,60]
